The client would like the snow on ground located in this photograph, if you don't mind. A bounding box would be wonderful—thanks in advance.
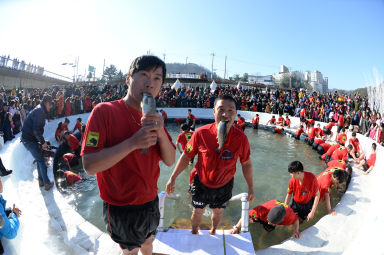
[0,108,382,254]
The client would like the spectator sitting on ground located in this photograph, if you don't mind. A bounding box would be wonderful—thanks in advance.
[354,143,377,175]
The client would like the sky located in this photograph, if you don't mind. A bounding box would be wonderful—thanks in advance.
[0,0,383,90]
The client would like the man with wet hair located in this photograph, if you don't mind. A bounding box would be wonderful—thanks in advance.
[284,161,320,222]
[230,199,301,238]
[166,94,254,235]
[355,143,377,175]
[317,167,349,216]
[82,55,175,255]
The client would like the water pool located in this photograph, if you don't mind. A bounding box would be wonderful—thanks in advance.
[62,122,341,250]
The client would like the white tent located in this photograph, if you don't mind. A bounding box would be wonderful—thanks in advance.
[171,79,182,89]
[210,80,217,91]
[237,81,242,89]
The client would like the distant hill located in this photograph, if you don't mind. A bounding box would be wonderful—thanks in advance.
[328,87,368,97]
[166,63,220,79]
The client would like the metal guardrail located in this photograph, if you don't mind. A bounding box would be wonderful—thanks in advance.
[158,191,249,233]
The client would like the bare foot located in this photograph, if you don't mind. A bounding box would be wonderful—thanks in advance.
[191,229,199,234]
[210,228,216,235]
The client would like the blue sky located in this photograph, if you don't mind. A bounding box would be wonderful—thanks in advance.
[0,0,383,90]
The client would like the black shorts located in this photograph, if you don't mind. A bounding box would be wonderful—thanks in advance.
[363,163,369,171]
[337,125,343,133]
[103,197,160,251]
[323,128,331,135]
[290,197,314,220]
[190,174,233,209]
[300,116,305,122]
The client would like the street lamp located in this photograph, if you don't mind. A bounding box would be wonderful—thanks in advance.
[62,62,77,83]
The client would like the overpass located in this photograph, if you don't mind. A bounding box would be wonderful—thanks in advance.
[0,65,71,89]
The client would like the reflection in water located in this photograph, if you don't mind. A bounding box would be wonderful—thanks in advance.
[62,123,342,250]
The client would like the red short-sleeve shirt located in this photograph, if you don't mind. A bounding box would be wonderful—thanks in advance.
[349,138,360,152]
[184,123,251,188]
[287,172,319,204]
[249,200,298,226]
[68,134,80,151]
[327,160,347,170]
[176,131,193,151]
[81,100,174,206]
[367,153,376,167]
[331,146,348,161]
[317,167,341,200]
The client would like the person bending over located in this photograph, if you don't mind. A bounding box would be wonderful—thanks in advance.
[230,200,301,238]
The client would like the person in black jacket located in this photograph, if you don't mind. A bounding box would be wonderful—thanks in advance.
[21,94,54,191]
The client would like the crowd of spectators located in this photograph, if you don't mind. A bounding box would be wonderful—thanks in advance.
[0,54,44,75]
[0,83,382,146]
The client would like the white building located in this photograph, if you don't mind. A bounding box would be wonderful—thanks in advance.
[310,70,328,94]
[280,65,289,73]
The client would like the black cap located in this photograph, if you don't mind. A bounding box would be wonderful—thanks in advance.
[267,205,286,224]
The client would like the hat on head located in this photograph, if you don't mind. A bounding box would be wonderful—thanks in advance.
[267,205,286,225]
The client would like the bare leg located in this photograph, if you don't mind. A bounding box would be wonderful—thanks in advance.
[139,235,154,255]
[191,207,205,234]
[210,208,224,235]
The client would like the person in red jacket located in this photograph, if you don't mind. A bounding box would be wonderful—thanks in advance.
[284,115,291,128]
[230,200,300,238]
[284,161,320,222]
[267,115,276,125]
[276,114,284,126]
[337,128,347,146]
[252,114,259,129]
[294,125,305,140]
[323,121,335,139]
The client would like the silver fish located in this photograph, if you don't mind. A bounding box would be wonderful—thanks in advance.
[216,121,228,153]
[141,93,157,114]
[141,93,157,153]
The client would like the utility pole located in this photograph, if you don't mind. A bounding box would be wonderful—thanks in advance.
[102,58,105,79]
[185,57,188,74]
[224,56,227,80]
[163,53,166,62]
[211,52,215,80]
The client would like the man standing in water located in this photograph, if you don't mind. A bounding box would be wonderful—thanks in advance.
[82,55,175,255]
[166,95,254,235]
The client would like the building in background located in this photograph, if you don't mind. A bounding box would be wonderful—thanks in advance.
[248,75,274,86]
[310,70,328,94]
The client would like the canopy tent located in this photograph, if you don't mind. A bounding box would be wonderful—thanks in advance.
[171,79,182,89]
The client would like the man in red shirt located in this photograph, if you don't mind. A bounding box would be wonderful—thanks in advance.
[293,125,305,140]
[237,114,246,131]
[159,109,168,124]
[63,131,81,156]
[330,144,353,162]
[176,123,193,154]
[252,114,259,129]
[348,132,363,159]
[72,117,83,134]
[336,110,344,138]
[337,128,347,146]
[306,122,316,146]
[166,95,254,235]
[81,56,175,254]
[317,167,349,215]
[186,109,196,131]
[276,114,284,126]
[230,200,300,238]
[284,161,320,222]
[266,115,276,125]
[323,121,335,139]
[355,143,377,175]
[284,115,291,128]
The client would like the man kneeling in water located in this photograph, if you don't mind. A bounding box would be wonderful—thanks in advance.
[230,200,301,238]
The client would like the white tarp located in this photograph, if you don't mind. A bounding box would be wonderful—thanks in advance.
[171,79,182,89]
[237,81,242,89]
[210,80,217,91]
